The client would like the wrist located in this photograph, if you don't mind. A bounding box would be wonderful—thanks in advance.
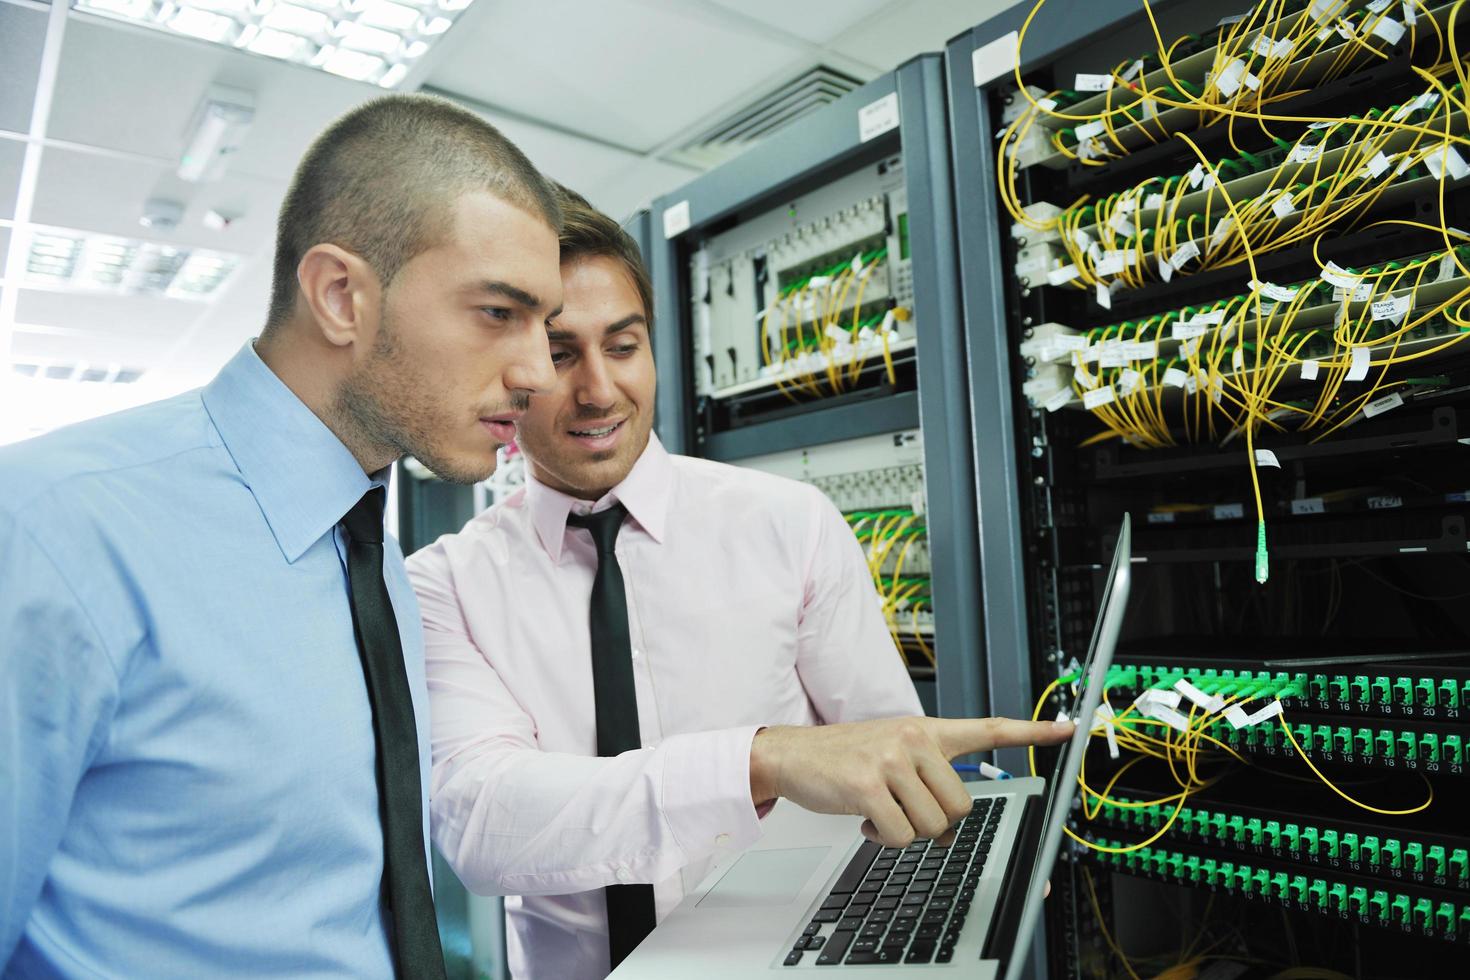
[749,726,781,806]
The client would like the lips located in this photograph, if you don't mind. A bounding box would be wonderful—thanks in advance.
[567,417,625,451]
[480,414,521,444]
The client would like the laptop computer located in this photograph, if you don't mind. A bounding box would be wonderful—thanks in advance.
[610,515,1131,978]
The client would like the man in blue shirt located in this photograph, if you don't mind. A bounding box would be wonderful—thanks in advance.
[0,94,564,978]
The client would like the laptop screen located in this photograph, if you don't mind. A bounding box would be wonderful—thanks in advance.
[1000,515,1132,980]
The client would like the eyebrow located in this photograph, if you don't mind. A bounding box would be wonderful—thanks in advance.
[472,280,544,310]
[547,313,647,342]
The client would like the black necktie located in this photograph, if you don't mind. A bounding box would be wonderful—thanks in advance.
[566,503,658,969]
[341,488,447,980]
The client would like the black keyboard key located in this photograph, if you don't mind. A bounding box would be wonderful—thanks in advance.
[922,910,949,926]
[845,952,880,964]
[860,922,888,939]
[817,930,855,965]
[937,945,955,963]
[938,874,963,886]
[812,910,841,924]
[905,941,937,963]
[914,870,938,882]
[992,798,1006,811]
[853,939,879,954]
[895,907,921,920]
[783,950,802,966]
[876,946,905,963]
[874,897,899,910]
[830,840,881,896]
[820,895,848,912]
[889,873,913,886]
[803,922,821,937]
[880,847,903,859]
[871,859,896,873]
[920,859,945,872]
[838,916,864,933]
[881,886,906,899]
[866,908,894,924]
[933,885,958,899]
[808,935,826,949]
[907,879,933,894]
[900,895,926,906]
[916,923,944,940]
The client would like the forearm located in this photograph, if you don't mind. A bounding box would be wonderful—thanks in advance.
[431,726,764,896]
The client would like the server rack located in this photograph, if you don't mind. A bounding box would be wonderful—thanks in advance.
[646,53,986,719]
[949,2,1470,977]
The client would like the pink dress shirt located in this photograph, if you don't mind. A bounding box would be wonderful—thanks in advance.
[406,433,923,980]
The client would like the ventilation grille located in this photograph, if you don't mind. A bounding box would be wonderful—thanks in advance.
[666,65,865,171]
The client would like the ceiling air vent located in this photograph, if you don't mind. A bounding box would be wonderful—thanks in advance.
[666,65,865,171]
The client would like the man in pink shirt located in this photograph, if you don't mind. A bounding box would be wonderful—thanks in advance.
[406,190,1072,980]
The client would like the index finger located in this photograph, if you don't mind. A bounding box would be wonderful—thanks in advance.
[932,717,1075,759]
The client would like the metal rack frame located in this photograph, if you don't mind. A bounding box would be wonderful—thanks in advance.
[646,53,985,719]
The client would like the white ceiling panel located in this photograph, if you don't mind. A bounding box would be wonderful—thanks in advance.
[0,138,24,221]
[829,0,1013,71]
[11,322,177,368]
[47,17,380,183]
[0,3,46,135]
[701,0,892,45]
[427,0,806,154]
[16,287,211,340]
[151,253,272,385]
[29,145,283,253]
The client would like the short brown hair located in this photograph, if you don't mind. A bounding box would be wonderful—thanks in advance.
[554,183,654,326]
[265,94,562,330]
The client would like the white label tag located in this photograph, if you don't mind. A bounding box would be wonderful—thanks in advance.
[1216,59,1247,97]
[1288,142,1325,165]
[1371,16,1406,44]
[1192,309,1227,326]
[1251,36,1275,57]
[1163,367,1188,388]
[662,199,691,239]
[1363,391,1404,418]
[1096,281,1112,309]
[1214,503,1245,520]
[1209,216,1234,250]
[1047,264,1081,286]
[858,93,900,143]
[1109,211,1136,237]
[1074,73,1114,92]
[1403,0,1418,25]
[1271,193,1297,218]
[1292,497,1326,515]
[1173,322,1209,340]
[1346,346,1371,381]
[1144,192,1165,211]
[1169,241,1201,268]
[1159,258,1175,283]
[1118,368,1142,395]
[1075,119,1107,140]
[1251,279,1300,303]
[1187,163,1206,188]
[1371,293,1412,323]
[1123,341,1158,360]
[1083,386,1116,409]
[1232,347,1245,371]
[1123,59,1144,81]
[1094,251,1127,277]
[1255,449,1281,468]
[1365,151,1392,178]
[971,31,1021,88]
[1175,679,1226,713]
[1044,388,1074,412]
[1300,359,1320,380]
[1320,261,1361,289]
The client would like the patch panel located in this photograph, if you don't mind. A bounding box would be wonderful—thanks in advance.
[1104,657,1470,723]
[1092,794,1470,893]
[1088,838,1470,943]
[1201,713,1468,776]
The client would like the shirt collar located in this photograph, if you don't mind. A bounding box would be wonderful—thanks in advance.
[201,341,387,563]
[525,432,672,562]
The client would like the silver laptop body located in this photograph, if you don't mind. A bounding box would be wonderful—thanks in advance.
[611,516,1132,978]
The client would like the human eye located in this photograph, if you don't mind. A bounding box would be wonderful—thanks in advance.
[480,307,513,323]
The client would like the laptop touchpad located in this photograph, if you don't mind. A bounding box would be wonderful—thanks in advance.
[696,847,830,908]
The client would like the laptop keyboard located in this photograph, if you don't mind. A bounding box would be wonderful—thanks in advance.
[783,796,1002,967]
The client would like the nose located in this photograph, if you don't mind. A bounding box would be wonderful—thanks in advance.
[574,348,617,412]
[502,321,555,397]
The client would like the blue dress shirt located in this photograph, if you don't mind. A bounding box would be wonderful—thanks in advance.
[0,342,431,978]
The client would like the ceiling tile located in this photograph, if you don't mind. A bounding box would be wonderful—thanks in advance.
[0,138,24,221]
[16,288,210,341]
[829,0,1014,71]
[702,0,891,46]
[47,17,378,183]
[427,0,806,153]
[29,145,283,253]
[0,3,45,135]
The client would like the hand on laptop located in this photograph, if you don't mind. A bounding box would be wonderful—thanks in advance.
[749,716,1075,847]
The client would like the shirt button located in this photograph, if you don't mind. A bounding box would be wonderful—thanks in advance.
[716,833,731,847]
[631,648,642,661]
[615,867,633,883]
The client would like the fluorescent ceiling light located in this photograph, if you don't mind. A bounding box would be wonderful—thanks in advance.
[71,0,477,87]
[21,226,240,302]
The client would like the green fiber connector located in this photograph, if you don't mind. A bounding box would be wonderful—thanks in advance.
[1314,725,1333,752]
[1329,883,1348,911]
[1302,826,1320,856]
[1321,829,1340,858]
[1264,820,1281,848]
[1184,855,1202,882]
[1421,733,1439,763]
[1384,839,1403,869]
[1228,815,1246,843]
[1376,730,1396,758]
[1405,842,1425,873]
[1370,890,1390,923]
[1399,731,1418,761]
[1458,907,1470,938]
[1352,676,1370,704]
[1392,894,1412,925]
[1444,734,1463,765]
[1270,872,1289,898]
[1393,678,1413,706]
[1440,679,1459,709]
[1309,879,1328,908]
[1333,727,1351,753]
[1355,728,1373,755]
[1252,869,1271,894]
[1282,823,1301,850]
[1289,875,1308,901]
[1450,848,1469,884]
[1416,679,1436,707]
[1362,836,1381,866]
[1246,818,1263,845]
[1415,898,1434,929]
[1342,832,1360,861]
[1330,676,1349,702]
[1373,677,1392,705]
[1428,845,1447,877]
[1436,902,1457,935]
